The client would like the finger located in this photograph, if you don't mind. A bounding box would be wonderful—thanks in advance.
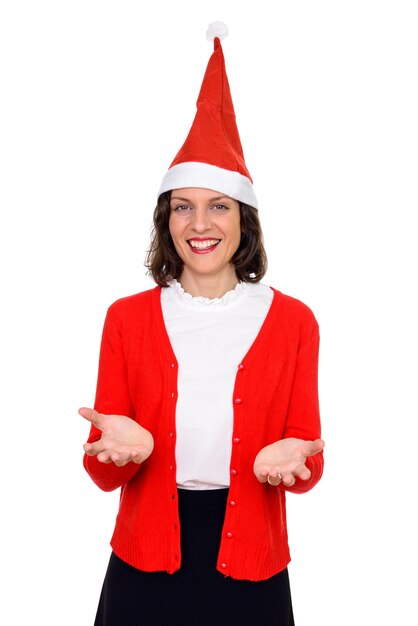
[281,472,296,487]
[304,438,325,457]
[83,438,107,456]
[111,453,134,467]
[131,451,143,464]
[79,407,105,431]
[298,467,311,481]
[97,450,114,464]
[101,448,139,467]
[112,449,135,466]
[131,448,147,464]
[254,468,269,483]
[267,472,282,486]
[83,442,95,455]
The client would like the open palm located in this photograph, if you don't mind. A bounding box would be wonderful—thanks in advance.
[254,437,324,486]
[79,407,154,466]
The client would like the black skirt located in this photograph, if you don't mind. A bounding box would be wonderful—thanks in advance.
[94,488,294,626]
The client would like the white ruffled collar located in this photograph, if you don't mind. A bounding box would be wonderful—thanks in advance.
[168,279,247,306]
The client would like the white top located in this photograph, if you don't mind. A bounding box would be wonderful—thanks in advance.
[161,279,274,490]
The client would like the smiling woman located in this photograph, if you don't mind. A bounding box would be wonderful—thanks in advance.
[80,21,324,626]
[169,189,241,297]
[145,189,268,292]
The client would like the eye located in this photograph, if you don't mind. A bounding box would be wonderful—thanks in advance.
[172,204,193,214]
[210,204,228,212]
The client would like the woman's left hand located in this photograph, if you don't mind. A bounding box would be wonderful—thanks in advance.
[253,438,324,486]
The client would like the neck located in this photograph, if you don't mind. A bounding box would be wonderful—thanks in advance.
[178,268,239,299]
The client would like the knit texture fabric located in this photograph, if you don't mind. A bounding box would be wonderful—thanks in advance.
[83,286,324,581]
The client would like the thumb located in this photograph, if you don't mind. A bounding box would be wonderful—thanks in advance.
[305,438,325,457]
[78,407,104,431]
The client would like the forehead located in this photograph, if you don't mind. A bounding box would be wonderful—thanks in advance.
[170,188,235,203]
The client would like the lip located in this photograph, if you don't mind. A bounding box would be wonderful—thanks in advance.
[187,238,221,254]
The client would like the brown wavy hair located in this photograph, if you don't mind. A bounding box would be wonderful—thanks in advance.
[145,191,268,287]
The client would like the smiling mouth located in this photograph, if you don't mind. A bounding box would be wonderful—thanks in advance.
[187,239,221,253]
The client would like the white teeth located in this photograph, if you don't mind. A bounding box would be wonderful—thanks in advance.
[188,239,220,249]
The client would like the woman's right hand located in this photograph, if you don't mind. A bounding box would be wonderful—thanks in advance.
[79,407,154,466]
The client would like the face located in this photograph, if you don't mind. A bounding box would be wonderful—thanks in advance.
[168,187,241,282]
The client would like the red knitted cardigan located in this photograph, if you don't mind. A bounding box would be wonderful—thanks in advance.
[83,285,324,581]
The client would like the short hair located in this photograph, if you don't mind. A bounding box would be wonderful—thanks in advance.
[145,191,268,287]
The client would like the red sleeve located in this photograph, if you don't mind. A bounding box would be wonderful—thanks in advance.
[83,303,141,492]
[280,315,324,494]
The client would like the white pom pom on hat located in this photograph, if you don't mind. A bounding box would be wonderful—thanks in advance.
[158,22,258,209]
[206,21,229,41]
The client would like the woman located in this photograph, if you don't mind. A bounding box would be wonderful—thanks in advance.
[80,23,324,626]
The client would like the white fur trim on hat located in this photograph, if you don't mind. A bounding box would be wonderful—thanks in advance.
[158,162,258,209]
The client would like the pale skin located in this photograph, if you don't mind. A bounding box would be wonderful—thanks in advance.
[80,187,325,485]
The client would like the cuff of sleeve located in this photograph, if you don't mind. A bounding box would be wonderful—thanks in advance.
[83,453,141,492]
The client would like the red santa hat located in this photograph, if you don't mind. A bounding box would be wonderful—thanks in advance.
[158,21,258,209]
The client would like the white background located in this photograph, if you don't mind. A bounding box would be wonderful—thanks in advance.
[1,1,417,624]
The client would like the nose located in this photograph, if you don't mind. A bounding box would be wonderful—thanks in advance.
[190,206,211,233]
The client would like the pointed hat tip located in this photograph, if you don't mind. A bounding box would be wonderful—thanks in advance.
[206,21,228,42]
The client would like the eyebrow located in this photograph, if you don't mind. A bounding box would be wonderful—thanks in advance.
[170,195,230,203]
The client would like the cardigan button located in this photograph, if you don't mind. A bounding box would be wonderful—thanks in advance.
[220,562,227,569]
[233,437,240,444]
[226,531,233,538]
[231,468,238,476]
[238,363,244,370]
[229,500,236,507]
[234,398,242,404]
[171,363,175,368]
